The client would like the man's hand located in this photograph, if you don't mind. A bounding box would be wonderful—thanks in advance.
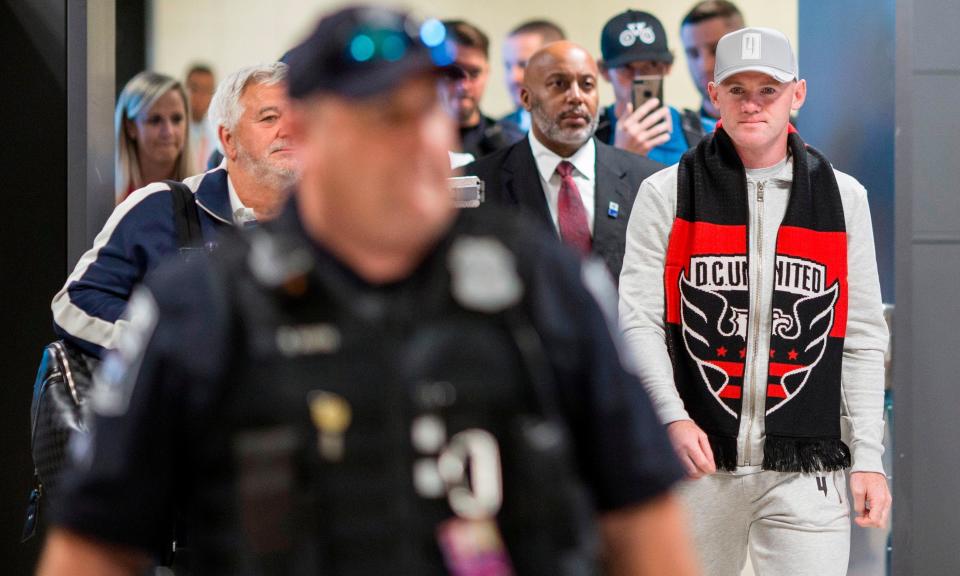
[600,492,701,576]
[37,529,148,576]
[667,420,717,478]
[613,98,672,157]
[849,471,891,528]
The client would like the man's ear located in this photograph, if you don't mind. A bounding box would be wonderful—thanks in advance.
[520,87,532,112]
[219,124,237,162]
[791,79,807,112]
[707,81,721,110]
[598,60,612,83]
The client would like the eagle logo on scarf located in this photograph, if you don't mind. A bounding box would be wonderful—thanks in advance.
[678,255,839,417]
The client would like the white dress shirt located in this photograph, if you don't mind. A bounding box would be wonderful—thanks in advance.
[227,174,257,225]
[448,151,475,170]
[528,131,596,235]
[517,109,531,132]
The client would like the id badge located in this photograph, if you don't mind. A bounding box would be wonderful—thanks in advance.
[436,517,515,576]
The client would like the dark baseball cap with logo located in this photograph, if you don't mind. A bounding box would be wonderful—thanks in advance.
[286,5,458,100]
[600,10,674,68]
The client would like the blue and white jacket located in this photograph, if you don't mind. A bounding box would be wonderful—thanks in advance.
[51,166,236,357]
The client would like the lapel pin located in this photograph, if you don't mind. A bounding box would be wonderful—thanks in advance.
[607,201,620,218]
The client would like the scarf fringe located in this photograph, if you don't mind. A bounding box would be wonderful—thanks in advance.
[707,434,739,472]
[762,435,851,473]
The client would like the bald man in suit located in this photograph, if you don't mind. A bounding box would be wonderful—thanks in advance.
[464,41,663,281]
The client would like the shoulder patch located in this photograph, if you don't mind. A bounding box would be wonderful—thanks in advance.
[91,287,159,416]
[448,236,524,313]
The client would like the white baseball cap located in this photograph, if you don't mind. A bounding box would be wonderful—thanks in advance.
[714,27,798,85]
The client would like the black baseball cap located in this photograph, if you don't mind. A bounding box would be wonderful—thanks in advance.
[600,10,674,68]
[286,6,457,100]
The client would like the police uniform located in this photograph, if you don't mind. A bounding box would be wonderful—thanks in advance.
[54,201,683,575]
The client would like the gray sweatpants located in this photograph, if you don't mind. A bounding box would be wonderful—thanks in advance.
[677,469,850,576]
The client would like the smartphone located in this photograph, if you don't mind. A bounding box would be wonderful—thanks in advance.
[632,75,664,112]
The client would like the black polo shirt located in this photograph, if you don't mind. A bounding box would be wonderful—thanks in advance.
[54,202,684,573]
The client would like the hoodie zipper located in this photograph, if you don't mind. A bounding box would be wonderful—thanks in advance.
[743,180,765,466]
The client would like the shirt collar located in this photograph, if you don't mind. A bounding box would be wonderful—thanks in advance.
[517,108,531,132]
[193,163,233,224]
[744,153,795,184]
[528,130,596,182]
[227,174,257,225]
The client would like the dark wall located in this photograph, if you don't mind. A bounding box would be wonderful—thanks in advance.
[0,0,68,572]
[893,0,960,573]
[116,0,146,95]
[797,5,897,574]
[797,0,896,303]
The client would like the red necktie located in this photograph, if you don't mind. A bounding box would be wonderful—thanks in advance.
[555,160,592,256]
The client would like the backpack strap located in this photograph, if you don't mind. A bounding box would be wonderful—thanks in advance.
[165,180,203,248]
[680,108,706,148]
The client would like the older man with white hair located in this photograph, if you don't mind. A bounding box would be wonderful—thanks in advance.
[51,62,299,358]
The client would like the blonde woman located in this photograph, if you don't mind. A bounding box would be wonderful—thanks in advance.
[114,71,192,202]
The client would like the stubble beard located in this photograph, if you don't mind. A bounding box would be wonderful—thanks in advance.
[457,97,479,126]
[530,99,598,148]
[235,141,299,191]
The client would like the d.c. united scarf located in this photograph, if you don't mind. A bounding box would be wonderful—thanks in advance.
[664,127,851,472]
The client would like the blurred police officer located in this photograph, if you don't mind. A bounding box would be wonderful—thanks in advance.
[38,6,698,576]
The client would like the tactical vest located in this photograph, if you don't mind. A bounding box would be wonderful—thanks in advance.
[185,212,599,575]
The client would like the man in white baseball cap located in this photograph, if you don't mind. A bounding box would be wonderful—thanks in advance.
[619,26,891,575]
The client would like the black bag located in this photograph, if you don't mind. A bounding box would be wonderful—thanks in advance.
[21,341,98,540]
[22,181,203,541]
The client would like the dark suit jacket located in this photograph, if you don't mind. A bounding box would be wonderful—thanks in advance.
[463,136,664,281]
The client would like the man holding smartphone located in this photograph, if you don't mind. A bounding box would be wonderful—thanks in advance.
[596,10,693,166]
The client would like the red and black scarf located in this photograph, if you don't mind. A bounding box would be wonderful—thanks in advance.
[664,127,851,472]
